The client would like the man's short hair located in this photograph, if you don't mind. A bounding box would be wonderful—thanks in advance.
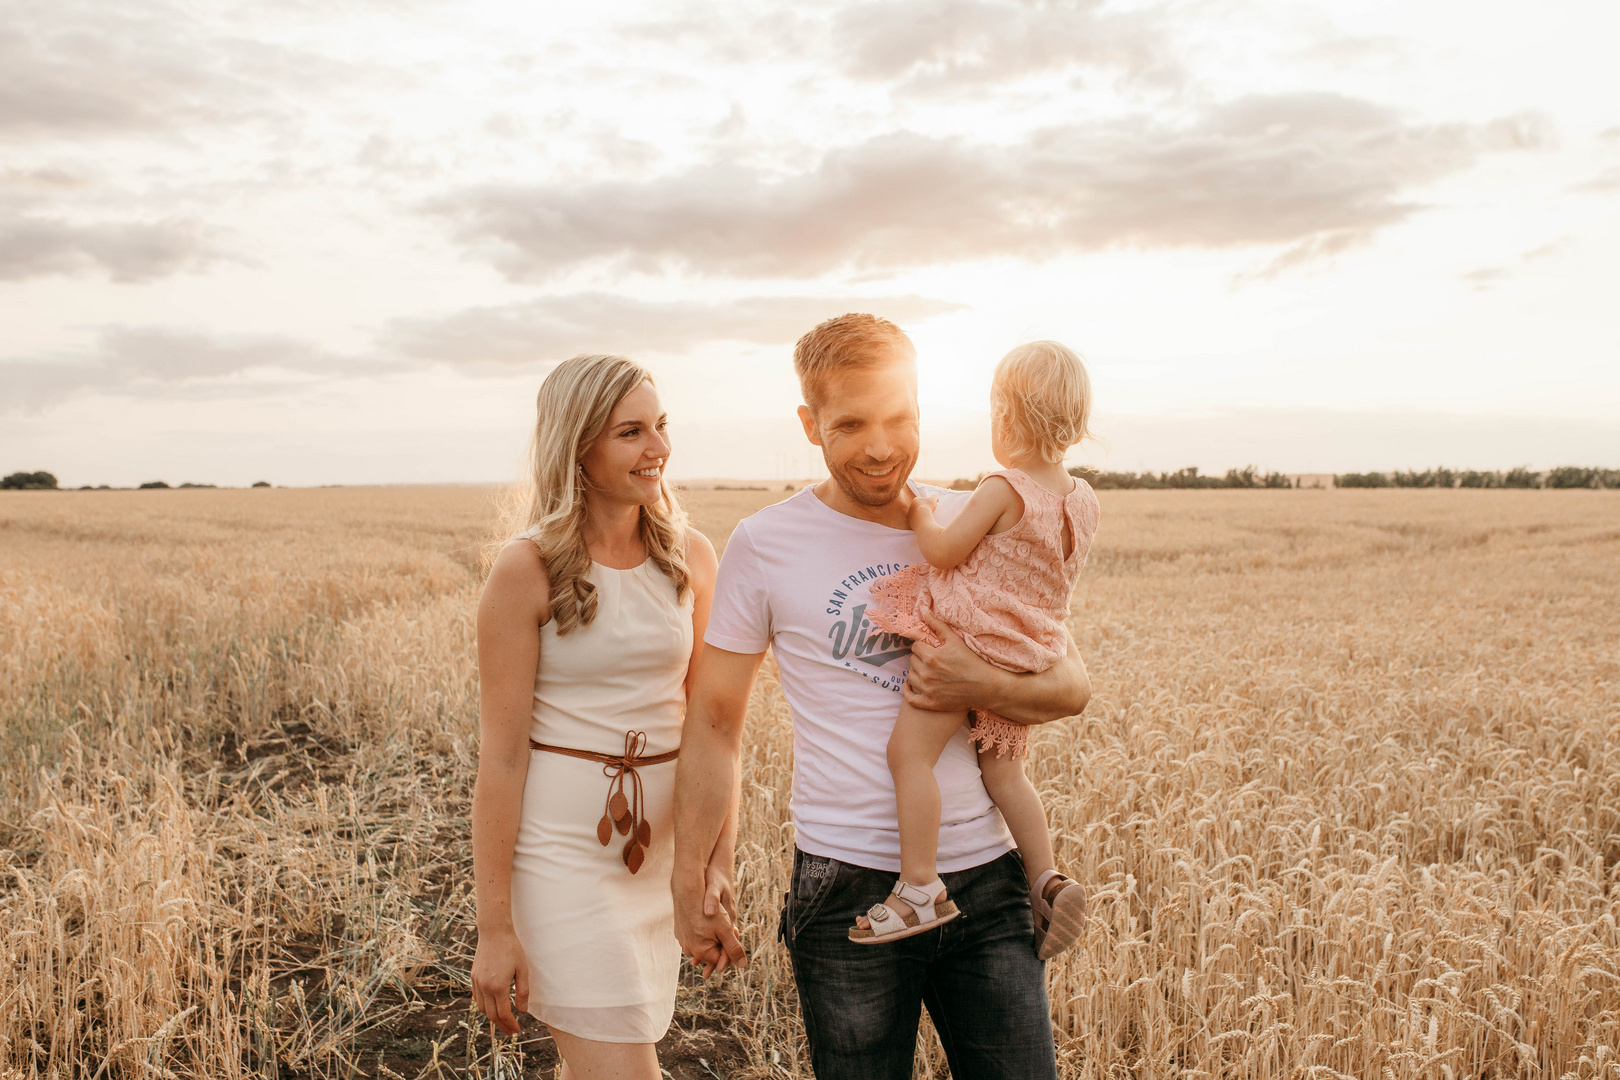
[793,313,915,411]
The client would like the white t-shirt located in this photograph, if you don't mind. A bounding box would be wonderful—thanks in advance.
[704,483,1015,873]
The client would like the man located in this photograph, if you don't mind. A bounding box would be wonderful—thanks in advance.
[672,313,1091,1079]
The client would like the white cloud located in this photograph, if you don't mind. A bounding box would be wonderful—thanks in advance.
[0,327,390,413]
[630,0,1183,94]
[430,94,1545,280]
[0,212,218,282]
[385,292,966,366]
[2,293,965,410]
[0,0,366,137]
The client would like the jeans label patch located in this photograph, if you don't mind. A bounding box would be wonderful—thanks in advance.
[798,855,835,899]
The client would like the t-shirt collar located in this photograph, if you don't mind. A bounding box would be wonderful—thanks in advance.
[802,478,933,535]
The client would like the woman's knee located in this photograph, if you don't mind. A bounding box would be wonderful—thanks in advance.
[549,1028,660,1080]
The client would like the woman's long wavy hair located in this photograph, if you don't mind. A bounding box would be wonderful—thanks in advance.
[495,354,689,635]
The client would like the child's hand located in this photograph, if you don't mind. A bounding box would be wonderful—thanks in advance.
[908,496,939,529]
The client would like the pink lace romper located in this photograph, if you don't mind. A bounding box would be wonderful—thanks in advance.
[870,469,1100,757]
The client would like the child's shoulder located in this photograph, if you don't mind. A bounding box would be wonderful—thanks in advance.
[966,471,1024,505]
[986,467,1072,500]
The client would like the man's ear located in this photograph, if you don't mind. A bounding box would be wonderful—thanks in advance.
[796,405,822,447]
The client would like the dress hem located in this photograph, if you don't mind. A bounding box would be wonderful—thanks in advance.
[529,1003,673,1045]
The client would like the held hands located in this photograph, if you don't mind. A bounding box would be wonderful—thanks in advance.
[471,925,530,1036]
[903,610,1001,713]
[704,853,738,925]
[673,858,747,979]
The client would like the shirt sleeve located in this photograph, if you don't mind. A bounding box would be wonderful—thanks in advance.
[931,488,972,527]
[703,521,772,654]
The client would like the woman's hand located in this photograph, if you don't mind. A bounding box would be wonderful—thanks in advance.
[908,495,939,530]
[696,848,742,977]
[471,925,531,1035]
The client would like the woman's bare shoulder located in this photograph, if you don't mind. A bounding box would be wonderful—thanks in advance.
[483,536,552,623]
[684,528,718,586]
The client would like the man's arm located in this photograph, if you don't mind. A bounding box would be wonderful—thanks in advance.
[903,610,1090,725]
[672,644,764,975]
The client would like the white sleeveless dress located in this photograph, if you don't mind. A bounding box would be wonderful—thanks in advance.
[509,532,694,1043]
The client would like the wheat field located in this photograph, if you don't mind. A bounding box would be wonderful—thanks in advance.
[1,486,1616,1079]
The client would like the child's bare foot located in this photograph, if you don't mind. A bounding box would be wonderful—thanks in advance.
[848,879,960,943]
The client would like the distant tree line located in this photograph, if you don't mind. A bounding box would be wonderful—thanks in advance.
[1065,465,1295,489]
[2,470,273,490]
[1335,467,1619,489]
[2,471,58,490]
[942,464,1620,492]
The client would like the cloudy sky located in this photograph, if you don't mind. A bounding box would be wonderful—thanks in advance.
[2,0,1615,486]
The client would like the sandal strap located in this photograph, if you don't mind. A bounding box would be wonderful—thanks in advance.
[863,899,921,936]
[1030,869,1063,921]
[891,878,944,910]
[866,902,902,925]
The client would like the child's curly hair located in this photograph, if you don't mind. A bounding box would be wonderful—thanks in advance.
[991,340,1093,463]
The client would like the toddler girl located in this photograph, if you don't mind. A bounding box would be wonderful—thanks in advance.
[847,341,1098,959]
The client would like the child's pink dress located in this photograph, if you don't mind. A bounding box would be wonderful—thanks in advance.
[871,469,1100,757]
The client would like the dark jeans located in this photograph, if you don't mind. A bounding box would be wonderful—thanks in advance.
[780,848,1058,1080]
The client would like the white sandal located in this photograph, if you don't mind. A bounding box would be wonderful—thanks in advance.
[1031,869,1087,960]
[848,878,961,944]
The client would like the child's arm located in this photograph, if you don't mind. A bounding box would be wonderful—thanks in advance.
[910,477,1023,570]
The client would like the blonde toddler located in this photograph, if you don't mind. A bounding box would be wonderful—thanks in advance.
[847,341,1098,959]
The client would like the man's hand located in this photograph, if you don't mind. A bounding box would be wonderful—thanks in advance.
[704,853,738,923]
[905,610,1092,723]
[904,610,1003,713]
[674,871,747,978]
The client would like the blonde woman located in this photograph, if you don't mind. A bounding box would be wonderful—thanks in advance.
[470,354,727,1078]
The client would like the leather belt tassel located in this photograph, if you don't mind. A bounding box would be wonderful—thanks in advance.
[529,730,679,874]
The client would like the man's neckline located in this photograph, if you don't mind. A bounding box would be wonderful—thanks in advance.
[804,480,935,533]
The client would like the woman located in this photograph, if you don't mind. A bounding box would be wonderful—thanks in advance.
[470,354,731,1078]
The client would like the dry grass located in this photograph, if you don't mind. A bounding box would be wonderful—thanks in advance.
[1,486,1616,1078]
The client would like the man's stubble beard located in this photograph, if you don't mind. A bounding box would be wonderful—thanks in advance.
[822,445,917,508]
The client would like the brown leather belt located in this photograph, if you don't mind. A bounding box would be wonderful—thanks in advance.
[529,729,678,874]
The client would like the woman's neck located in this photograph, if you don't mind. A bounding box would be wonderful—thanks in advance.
[581,496,647,568]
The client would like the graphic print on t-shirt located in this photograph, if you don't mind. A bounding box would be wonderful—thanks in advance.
[701,485,1016,873]
[824,561,914,692]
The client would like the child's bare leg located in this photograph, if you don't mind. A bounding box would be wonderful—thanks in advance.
[863,702,966,925]
[980,742,1088,957]
[978,747,1054,879]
